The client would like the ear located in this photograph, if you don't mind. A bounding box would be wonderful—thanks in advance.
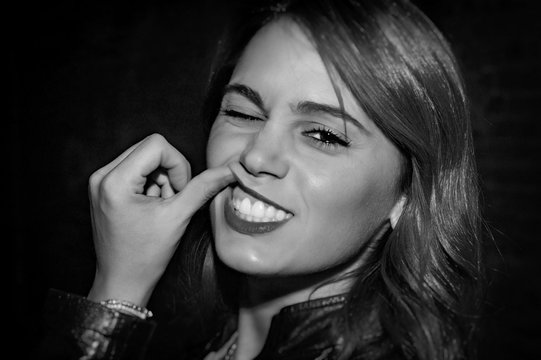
[389,195,407,229]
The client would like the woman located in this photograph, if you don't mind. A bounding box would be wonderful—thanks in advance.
[39,0,484,359]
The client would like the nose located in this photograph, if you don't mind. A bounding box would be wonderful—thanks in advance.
[239,123,289,179]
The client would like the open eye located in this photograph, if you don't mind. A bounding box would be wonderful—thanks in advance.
[303,126,351,149]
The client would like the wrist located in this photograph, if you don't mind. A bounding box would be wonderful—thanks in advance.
[87,273,157,307]
[100,298,154,320]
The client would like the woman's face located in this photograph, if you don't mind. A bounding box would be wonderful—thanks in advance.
[207,19,403,277]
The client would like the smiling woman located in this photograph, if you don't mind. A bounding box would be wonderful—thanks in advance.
[37,1,484,360]
[208,19,404,282]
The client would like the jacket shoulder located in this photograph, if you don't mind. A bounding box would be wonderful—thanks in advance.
[33,288,156,360]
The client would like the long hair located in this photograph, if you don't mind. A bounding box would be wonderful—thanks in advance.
[173,1,485,359]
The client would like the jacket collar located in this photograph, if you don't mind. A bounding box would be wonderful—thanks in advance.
[255,294,347,359]
[207,294,348,359]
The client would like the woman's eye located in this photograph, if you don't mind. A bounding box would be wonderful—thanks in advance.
[221,109,263,122]
[303,127,351,149]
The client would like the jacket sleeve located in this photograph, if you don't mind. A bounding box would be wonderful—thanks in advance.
[35,288,156,360]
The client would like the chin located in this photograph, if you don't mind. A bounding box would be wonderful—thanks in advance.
[213,231,276,275]
[209,188,287,276]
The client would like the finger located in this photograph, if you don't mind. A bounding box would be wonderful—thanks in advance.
[160,181,175,199]
[148,169,175,199]
[171,164,235,219]
[145,183,161,197]
[114,134,191,194]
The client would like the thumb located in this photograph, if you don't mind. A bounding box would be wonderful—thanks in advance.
[171,164,235,219]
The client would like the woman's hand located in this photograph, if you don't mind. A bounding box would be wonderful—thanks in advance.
[86,133,234,306]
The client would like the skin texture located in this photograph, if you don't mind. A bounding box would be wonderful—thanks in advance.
[87,134,235,306]
[208,19,403,279]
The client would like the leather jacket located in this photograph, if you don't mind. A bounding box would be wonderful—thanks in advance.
[34,289,401,360]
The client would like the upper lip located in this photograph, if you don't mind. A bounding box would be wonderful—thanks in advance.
[231,175,293,215]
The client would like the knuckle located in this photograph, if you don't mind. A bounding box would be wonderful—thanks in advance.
[89,171,102,190]
[98,173,121,201]
[183,157,192,171]
[147,133,167,146]
[88,169,108,199]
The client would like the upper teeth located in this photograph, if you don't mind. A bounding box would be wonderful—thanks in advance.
[232,196,292,223]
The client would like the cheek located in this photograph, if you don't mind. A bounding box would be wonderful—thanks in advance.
[207,125,236,167]
[207,122,256,169]
[206,128,225,168]
[307,191,376,253]
[302,170,395,253]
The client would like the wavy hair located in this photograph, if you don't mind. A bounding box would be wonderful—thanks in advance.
[172,1,485,359]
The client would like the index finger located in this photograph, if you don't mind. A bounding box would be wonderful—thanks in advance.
[170,164,235,219]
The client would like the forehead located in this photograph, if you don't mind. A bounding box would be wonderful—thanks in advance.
[233,18,319,74]
[229,18,357,112]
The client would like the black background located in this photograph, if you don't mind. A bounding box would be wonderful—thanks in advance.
[10,0,541,359]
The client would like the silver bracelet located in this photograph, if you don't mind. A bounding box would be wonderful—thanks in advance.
[100,299,153,320]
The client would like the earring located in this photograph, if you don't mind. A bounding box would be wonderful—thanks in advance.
[389,195,407,229]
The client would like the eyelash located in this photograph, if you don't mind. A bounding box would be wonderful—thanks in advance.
[303,127,351,149]
[221,109,262,122]
[221,109,351,149]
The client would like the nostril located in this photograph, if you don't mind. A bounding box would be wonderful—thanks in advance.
[240,150,269,176]
[239,154,254,174]
[239,147,289,179]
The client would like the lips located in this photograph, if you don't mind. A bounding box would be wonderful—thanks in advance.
[223,185,293,234]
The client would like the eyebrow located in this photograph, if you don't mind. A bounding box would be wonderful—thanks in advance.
[295,101,368,133]
[223,83,268,116]
[223,83,367,133]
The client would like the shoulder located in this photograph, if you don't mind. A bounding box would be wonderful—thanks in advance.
[36,288,156,360]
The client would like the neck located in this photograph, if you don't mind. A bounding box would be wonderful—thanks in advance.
[233,264,356,360]
[229,222,393,360]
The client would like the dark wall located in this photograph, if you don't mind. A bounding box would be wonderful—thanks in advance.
[10,1,228,357]
[416,1,541,359]
[10,0,540,359]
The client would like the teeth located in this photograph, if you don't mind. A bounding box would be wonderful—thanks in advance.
[231,193,292,223]
[240,198,251,215]
[264,205,276,219]
[252,201,265,218]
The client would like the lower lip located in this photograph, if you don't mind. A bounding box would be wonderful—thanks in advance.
[223,195,291,235]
